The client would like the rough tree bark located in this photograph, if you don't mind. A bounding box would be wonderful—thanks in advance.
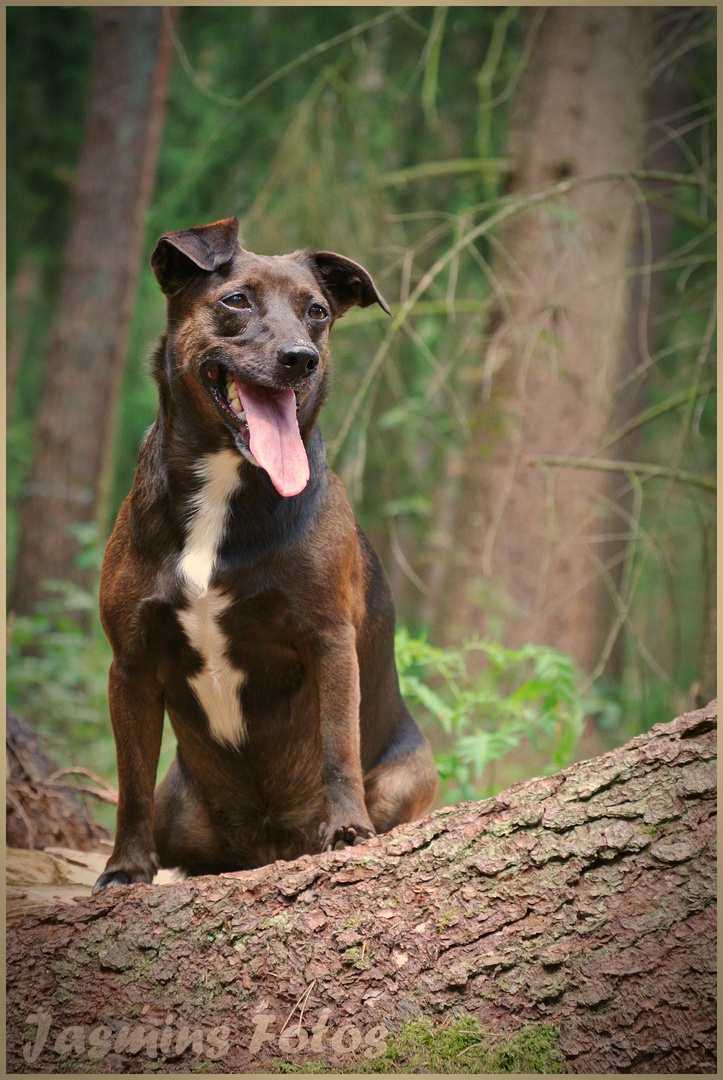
[11,7,173,616]
[437,8,651,673]
[6,701,716,1074]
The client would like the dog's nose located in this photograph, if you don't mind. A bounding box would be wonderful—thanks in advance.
[277,344,320,374]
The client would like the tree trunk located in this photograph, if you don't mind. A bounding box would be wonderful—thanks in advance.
[695,557,717,708]
[6,700,716,1074]
[597,32,697,681]
[6,256,42,423]
[10,6,173,616]
[437,8,650,673]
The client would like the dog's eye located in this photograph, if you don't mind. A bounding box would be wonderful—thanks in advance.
[308,303,329,321]
[221,293,251,310]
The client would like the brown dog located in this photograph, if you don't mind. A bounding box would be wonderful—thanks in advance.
[93,217,438,890]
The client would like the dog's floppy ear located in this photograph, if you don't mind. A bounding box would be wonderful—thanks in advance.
[303,251,392,318]
[151,217,240,295]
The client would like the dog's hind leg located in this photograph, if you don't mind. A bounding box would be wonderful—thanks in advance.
[153,753,229,876]
[363,736,438,834]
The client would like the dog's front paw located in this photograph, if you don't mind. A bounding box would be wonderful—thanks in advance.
[92,854,159,894]
[320,822,376,852]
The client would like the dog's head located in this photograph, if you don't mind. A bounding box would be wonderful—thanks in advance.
[151,217,390,497]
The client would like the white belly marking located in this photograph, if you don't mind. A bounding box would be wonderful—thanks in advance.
[176,450,246,747]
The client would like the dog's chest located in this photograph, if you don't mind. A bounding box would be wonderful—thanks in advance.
[175,450,246,747]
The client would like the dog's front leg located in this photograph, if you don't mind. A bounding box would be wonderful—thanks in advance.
[93,662,164,891]
[316,625,376,851]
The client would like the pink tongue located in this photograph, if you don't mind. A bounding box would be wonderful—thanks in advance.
[236,380,310,497]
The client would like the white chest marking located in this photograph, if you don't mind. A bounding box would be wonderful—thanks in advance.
[176,450,246,747]
[178,449,243,595]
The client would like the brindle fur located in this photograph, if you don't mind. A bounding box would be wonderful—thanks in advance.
[94,217,438,891]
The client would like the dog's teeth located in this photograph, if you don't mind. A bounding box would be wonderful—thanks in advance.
[230,398,242,415]
[238,410,246,422]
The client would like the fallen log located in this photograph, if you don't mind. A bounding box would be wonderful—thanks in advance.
[6,700,716,1073]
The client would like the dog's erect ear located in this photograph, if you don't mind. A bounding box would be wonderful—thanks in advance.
[151,217,240,295]
[303,252,392,318]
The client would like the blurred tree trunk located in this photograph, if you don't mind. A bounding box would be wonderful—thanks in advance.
[436,8,651,673]
[6,256,42,423]
[696,557,717,707]
[10,7,174,616]
[597,35,696,681]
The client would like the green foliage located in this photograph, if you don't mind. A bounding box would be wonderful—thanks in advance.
[396,627,585,801]
[370,1016,565,1074]
[7,579,114,775]
[276,1016,565,1073]
[6,582,118,829]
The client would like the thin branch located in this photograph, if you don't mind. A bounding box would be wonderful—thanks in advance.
[46,766,116,790]
[6,789,36,847]
[527,455,715,494]
[620,335,712,391]
[280,980,316,1037]
[603,381,716,450]
[672,294,717,469]
[45,767,119,804]
[647,25,717,85]
[477,6,546,116]
[336,299,487,328]
[374,164,712,191]
[375,158,510,188]
[581,475,645,692]
[475,3,517,170]
[389,519,431,596]
[401,320,470,435]
[162,7,242,107]
[421,7,448,129]
[165,6,401,110]
[47,783,118,805]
